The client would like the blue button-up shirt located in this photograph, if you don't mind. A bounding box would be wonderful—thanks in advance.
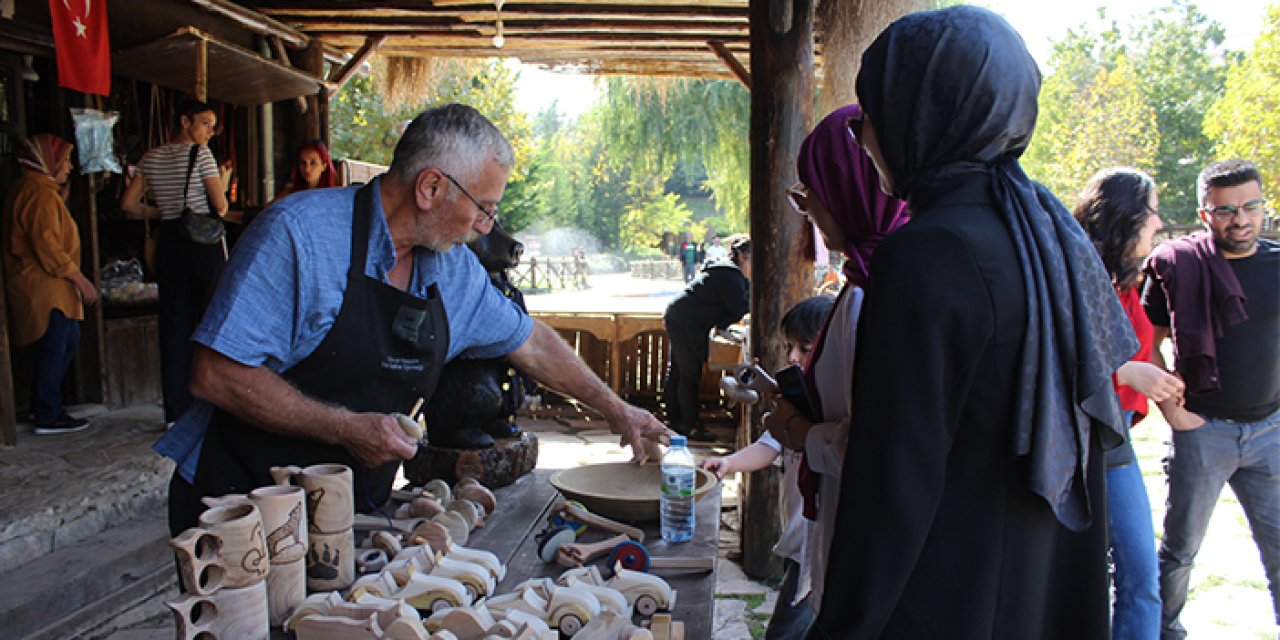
[155,178,533,481]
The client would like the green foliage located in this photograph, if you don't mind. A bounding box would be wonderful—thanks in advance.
[1023,0,1229,222]
[1204,5,1280,206]
[1027,55,1160,206]
[328,60,539,231]
[619,190,696,252]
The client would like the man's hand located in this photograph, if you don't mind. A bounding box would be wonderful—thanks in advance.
[1118,361,1185,403]
[608,404,672,464]
[72,273,98,306]
[336,413,419,468]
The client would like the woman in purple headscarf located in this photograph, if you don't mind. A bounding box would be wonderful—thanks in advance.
[759,103,908,635]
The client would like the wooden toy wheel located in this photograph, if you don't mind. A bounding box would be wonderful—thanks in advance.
[634,593,659,616]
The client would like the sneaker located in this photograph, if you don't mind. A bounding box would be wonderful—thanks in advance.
[34,414,90,435]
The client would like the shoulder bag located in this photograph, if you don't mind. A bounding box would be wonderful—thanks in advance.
[178,144,226,245]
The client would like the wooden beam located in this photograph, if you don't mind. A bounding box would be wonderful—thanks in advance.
[267,36,309,113]
[0,260,13,447]
[194,36,208,101]
[326,34,387,92]
[741,0,814,582]
[708,40,750,89]
[321,33,749,50]
[189,0,310,49]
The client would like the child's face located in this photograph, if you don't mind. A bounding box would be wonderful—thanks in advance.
[785,339,816,366]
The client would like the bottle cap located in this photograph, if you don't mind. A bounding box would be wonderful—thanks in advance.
[670,435,687,447]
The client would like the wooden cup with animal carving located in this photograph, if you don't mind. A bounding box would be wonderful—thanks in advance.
[306,529,356,592]
[271,463,354,535]
[166,579,269,640]
[170,503,270,596]
[248,485,308,626]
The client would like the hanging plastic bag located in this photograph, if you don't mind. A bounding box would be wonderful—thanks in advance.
[70,107,122,174]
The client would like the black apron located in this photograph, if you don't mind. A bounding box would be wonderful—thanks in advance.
[189,182,448,522]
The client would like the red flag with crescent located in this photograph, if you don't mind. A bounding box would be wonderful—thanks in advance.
[48,0,110,96]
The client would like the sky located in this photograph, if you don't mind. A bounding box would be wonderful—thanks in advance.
[512,0,1274,119]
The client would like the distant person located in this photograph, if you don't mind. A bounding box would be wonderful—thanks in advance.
[1075,167,1182,640]
[679,239,698,282]
[695,241,706,267]
[119,99,229,425]
[663,235,751,441]
[812,8,1137,637]
[1142,158,1279,640]
[701,294,835,639]
[269,139,337,206]
[704,237,728,262]
[2,134,97,434]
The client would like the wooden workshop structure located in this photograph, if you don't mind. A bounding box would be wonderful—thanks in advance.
[0,0,924,579]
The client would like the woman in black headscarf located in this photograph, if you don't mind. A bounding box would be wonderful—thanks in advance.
[810,7,1137,639]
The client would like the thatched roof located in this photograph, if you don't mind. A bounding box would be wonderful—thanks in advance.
[249,0,759,80]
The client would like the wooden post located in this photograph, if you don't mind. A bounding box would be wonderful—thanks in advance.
[296,41,325,143]
[742,0,814,581]
[194,37,208,102]
[0,272,14,447]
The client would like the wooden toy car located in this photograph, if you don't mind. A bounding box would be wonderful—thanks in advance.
[558,564,676,617]
[485,578,601,637]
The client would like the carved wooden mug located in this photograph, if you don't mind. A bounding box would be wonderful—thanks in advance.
[166,580,269,640]
[170,503,270,596]
[305,529,356,592]
[270,463,354,534]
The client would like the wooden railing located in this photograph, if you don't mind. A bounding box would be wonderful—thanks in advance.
[629,259,683,280]
[510,257,589,291]
[532,312,742,404]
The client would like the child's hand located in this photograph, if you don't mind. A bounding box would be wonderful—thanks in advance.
[701,457,733,479]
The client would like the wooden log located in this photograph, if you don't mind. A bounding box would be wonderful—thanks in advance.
[741,0,814,582]
[707,39,750,89]
[403,431,538,489]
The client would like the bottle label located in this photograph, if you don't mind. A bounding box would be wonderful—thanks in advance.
[663,472,695,497]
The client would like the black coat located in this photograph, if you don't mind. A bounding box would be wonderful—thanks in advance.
[811,176,1110,639]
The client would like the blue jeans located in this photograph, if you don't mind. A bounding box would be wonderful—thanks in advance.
[1158,410,1280,639]
[1108,452,1161,640]
[31,308,80,424]
[765,558,814,639]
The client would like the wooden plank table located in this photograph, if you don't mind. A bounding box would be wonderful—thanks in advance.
[467,468,722,638]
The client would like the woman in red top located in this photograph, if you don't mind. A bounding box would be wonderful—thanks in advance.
[1075,167,1184,640]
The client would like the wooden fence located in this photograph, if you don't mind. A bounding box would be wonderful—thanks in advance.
[532,312,742,405]
[509,257,588,291]
[629,259,683,280]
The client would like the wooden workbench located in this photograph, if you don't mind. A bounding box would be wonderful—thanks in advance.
[466,468,722,638]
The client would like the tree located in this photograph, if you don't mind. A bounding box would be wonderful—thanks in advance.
[1204,5,1280,205]
[328,59,540,231]
[619,190,697,253]
[1023,1,1229,221]
[1027,55,1160,206]
[1131,0,1227,219]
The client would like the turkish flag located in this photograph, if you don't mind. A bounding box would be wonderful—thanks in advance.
[49,0,110,96]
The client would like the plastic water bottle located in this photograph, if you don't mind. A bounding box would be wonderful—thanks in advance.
[660,435,697,543]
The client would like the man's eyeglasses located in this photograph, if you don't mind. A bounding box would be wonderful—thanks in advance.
[786,183,809,215]
[441,171,498,223]
[1202,198,1267,220]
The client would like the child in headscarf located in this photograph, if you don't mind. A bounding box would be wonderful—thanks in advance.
[2,133,97,434]
[811,7,1137,638]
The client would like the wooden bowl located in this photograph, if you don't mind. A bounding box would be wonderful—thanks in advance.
[549,462,718,522]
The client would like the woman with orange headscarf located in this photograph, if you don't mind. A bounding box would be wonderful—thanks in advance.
[269,140,336,205]
[3,133,97,434]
